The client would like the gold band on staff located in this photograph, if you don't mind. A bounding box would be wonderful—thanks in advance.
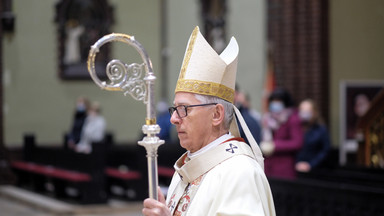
[146,118,157,125]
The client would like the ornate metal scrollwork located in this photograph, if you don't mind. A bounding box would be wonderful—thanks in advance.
[87,33,154,104]
[87,33,164,201]
[105,60,147,102]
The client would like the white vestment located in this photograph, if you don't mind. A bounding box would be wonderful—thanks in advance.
[76,115,106,153]
[166,138,276,216]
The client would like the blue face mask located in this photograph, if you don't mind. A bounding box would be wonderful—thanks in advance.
[269,101,284,113]
[76,104,86,112]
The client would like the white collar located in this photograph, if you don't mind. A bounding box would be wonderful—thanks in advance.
[188,132,234,159]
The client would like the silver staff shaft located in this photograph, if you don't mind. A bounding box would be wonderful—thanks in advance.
[138,124,164,200]
[87,33,164,200]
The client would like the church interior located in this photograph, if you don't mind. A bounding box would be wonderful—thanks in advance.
[0,0,383,215]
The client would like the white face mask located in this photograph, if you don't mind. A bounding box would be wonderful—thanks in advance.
[269,101,285,113]
[299,111,313,121]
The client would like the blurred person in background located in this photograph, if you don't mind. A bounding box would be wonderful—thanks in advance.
[234,88,262,144]
[296,99,330,172]
[156,100,173,142]
[75,102,106,154]
[260,88,303,179]
[67,96,90,149]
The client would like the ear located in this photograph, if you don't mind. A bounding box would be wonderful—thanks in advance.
[212,104,225,127]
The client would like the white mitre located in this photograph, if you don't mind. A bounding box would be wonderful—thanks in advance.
[175,26,238,103]
[175,26,265,169]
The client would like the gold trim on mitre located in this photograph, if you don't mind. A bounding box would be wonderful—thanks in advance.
[176,79,235,103]
[179,27,199,80]
[175,26,239,103]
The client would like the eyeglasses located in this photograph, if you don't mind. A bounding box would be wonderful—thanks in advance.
[168,103,218,118]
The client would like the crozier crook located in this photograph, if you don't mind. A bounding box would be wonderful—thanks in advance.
[87,33,164,200]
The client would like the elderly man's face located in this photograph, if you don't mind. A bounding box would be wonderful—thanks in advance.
[170,92,214,153]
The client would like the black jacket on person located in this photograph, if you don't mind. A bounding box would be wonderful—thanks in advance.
[237,106,262,145]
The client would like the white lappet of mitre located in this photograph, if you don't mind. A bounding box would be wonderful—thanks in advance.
[175,26,264,169]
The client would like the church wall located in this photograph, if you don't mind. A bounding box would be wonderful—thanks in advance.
[3,0,267,147]
[9,0,384,151]
[166,0,200,105]
[3,0,161,146]
[228,0,266,112]
[329,0,384,147]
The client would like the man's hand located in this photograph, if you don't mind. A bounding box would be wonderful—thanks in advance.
[142,187,171,216]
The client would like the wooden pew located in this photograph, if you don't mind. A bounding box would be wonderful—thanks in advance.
[105,141,185,200]
[105,143,147,200]
[157,142,185,185]
[298,165,384,189]
[13,134,186,202]
[269,176,384,216]
[11,161,91,182]
[11,134,108,204]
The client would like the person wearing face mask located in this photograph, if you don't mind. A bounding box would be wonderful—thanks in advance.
[295,99,330,172]
[260,88,303,179]
[76,102,106,154]
[66,96,90,149]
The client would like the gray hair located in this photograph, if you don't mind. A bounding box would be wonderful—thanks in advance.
[194,94,234,130]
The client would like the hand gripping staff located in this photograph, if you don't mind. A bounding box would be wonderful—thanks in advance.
[87,33,164,200]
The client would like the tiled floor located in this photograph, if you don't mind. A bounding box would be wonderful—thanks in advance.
[0,186,143,216]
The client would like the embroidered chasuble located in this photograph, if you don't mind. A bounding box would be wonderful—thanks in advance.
[166,139,276,216]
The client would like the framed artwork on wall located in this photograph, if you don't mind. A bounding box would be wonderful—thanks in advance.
[339,80,384,165]
[55,0,114,80]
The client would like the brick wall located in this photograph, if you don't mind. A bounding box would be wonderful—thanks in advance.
[268,0,329,123]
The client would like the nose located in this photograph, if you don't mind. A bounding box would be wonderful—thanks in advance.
[170,110,181,125]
